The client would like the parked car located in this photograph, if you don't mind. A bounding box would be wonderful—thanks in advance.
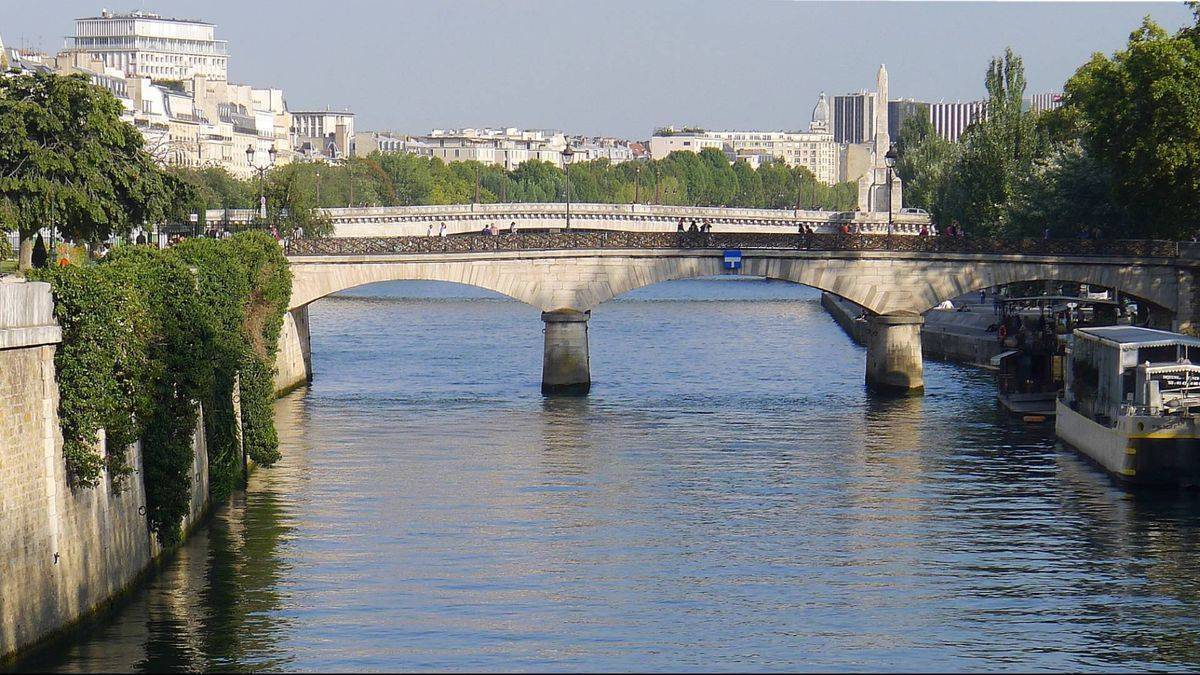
[900,207,929,215]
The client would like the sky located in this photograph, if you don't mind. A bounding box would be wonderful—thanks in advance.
[3,1,1195,138]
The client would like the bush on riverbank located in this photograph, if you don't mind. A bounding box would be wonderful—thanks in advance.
[31,232,291,544]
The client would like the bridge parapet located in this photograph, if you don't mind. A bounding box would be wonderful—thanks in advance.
[206,202,933,237]
[285,231,1181,259]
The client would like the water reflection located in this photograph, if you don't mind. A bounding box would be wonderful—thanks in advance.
[13,278,1200,672]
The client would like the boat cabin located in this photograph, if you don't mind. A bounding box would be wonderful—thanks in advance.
[1064,326,1200,424]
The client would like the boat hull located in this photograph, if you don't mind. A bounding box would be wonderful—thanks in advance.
[1054,400,1200,486]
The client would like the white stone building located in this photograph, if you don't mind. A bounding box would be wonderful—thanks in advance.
[294,110,356,159]
[648,96,839,184]
[65,10,229,81]
[417,128,568,169]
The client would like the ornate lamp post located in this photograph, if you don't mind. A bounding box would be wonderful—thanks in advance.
[561,144,575,230]
[246,144,276,225]
[634,162,641,205]
[884,143,898,243]
[315,167,322,206]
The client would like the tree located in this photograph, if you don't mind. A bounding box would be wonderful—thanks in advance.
[894,114,960,216]
[264,164,333,238]
[1064,12,1200,239]
[0,72,181,269]
[1006,141,1129,238]
[939,48,1048,235]
[731,160,763,207]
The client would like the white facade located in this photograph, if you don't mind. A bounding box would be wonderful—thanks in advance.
[294,110,356,159]
[929,100,988,142]
[649,128,838,185]
[66,10,228,81]
[1027,92,1064,113]
[417,128,568,169]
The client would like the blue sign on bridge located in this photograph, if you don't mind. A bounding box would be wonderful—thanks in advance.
[723,249,743,271]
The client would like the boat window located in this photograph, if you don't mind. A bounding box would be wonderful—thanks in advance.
[1138,345,1177,364]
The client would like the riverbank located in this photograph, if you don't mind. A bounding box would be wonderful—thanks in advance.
[0,281,212,662]
[821,292,1004,368]
[2,234,291,664]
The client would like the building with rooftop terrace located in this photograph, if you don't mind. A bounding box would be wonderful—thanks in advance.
[65,10,228,81]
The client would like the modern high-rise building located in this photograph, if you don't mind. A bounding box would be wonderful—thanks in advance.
[832,91,876,144]
[65,10,228,80]
[888,99,928,139]
[928,100,988,142]
[1026,92,1064,113]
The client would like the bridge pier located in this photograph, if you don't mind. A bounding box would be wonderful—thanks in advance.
[542,310,591,396]
[865,314,924,393]
[274,305,313,394]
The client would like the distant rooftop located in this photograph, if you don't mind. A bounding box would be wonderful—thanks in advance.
[1077,326,1200,349]
[81,10,213,26]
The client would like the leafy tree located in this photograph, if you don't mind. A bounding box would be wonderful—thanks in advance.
[1063,11,1200,238]
[264,164,333,237]
[0,72,180,269]
[895,114,960,216]
[939,48,1048,235]
[731,160,763,207]
[1006,141,1129,238]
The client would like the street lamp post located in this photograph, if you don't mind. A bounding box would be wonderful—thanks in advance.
[634,163,641,205]
[884,143,898,244]
[794,167,803,213]
[561,145,575,230]
[653,163,661,204]
[315,168,322,207]
[245,144,277,227]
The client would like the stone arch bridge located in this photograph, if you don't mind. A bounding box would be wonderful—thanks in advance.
[275,231,1199,396]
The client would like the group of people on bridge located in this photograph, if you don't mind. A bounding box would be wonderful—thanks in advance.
[678,218,713,233]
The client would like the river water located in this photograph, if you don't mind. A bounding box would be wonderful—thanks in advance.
[14,278,1200,672]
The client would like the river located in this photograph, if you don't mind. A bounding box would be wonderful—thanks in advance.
[13,278,1200,672]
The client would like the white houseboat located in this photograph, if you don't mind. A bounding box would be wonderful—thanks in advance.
[1056,326,1200,486]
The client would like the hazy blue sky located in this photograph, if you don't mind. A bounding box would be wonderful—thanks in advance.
[4,1,1194,137]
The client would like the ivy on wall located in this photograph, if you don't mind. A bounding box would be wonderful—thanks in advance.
[32,232,291,545]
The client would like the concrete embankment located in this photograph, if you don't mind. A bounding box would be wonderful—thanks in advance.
[0,281,211,662]
[821,292,1004,367]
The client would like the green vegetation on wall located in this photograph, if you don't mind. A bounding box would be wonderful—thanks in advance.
[31,232,291,545]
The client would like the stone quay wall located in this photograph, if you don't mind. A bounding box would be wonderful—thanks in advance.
[821,291,1003,367]
[0,281,210,662]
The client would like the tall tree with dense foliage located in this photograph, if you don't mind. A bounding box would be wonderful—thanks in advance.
[1063,11,1200,239]
[0,72,181,268]
[939,48,1048,235]
[894,114,960,216]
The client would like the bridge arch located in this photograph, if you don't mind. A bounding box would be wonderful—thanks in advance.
[282,247,1192,398]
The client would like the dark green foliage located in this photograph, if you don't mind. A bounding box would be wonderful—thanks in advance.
[1063,13,1200,239]
[900,10,1200,241]
[171,149,861,213]
[175,232,291,500]
[29,264,147,487]
[33,234,290,544]
[0,71,178,269]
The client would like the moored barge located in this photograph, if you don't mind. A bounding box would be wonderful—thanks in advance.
[1056,326,1200,486]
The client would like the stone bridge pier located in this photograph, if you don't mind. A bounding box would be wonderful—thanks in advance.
[541,310,591,395]
[866,314,924,392]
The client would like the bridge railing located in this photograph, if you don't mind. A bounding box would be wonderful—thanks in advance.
[284,231,1181,258]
